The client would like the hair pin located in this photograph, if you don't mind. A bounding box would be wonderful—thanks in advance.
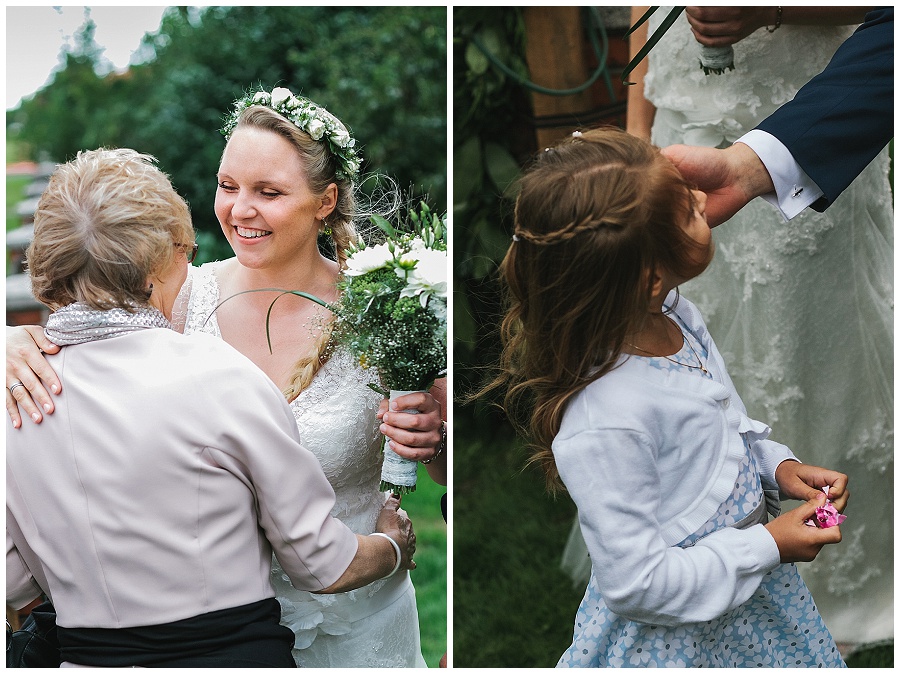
[512,234,521,242]
[572,130,583,138]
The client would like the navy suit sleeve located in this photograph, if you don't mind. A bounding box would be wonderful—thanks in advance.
[756,7,893,211]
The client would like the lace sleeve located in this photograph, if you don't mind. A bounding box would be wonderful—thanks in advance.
[170,271,194,334]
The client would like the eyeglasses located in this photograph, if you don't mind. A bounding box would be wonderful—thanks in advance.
[176,243,199,264]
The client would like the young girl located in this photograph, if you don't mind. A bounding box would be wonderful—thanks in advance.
[492,127,849,667]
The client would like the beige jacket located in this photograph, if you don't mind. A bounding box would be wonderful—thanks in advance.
[6,328,358,629]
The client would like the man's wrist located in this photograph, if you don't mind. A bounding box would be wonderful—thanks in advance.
[727,140,775,201]
[736,130,824,220]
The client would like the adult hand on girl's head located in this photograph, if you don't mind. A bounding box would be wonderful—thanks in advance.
[661,142,775,227]
[376,390,443,463]
[6,325,61,428]
[764,494,843,563]
[774,460,849,512]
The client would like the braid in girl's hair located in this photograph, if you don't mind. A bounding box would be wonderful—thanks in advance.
[487,127,702,492]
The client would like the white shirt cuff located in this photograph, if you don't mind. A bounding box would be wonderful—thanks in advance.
[736,130,824,221]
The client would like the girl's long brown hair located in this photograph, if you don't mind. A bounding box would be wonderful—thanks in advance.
[488,127,703,492]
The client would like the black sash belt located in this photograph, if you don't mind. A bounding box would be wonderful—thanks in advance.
[58,597,295,668]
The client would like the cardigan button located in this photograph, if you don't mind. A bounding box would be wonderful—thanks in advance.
[722,398,731,408]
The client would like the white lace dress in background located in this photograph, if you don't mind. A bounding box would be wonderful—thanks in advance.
[575,11,891,645]
[182,260,426,667]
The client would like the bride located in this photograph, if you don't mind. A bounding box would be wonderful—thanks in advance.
[596,6,892,646]
[7,87,445,667]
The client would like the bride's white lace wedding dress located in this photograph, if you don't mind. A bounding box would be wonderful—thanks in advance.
[182,260,426,667]
[564,11,893,645]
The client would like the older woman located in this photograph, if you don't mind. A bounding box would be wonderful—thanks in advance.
[5,148,414,668]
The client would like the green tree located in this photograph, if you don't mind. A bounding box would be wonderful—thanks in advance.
[11,17,107,163]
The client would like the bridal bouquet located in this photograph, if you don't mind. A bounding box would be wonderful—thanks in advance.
[332,203,448,494]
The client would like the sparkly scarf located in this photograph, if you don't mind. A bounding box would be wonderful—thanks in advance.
[44,302,172,346]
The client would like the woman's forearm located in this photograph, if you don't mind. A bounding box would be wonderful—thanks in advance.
[315,534,398,593]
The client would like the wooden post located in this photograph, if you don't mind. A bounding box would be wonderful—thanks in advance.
[522,7,629,150]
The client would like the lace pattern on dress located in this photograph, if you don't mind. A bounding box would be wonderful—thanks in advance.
[640,11,893,644]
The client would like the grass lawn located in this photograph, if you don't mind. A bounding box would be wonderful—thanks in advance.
[401,464,447,667]
[452,404,893,668]
[453,406,582,667]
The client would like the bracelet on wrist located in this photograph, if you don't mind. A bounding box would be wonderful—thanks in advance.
[370,532,402,578]
[766,6,783,33]
[421,421,446,464]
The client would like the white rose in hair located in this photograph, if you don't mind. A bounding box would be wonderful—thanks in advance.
[321,110,351,147]
[270,87,293,108]
[343,242,395,276]
[331,127,351,148]
[252,91,268,104]
[306,118,326,140]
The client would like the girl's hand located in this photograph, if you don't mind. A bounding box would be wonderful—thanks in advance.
[775,460,849,512]
[377,391,443,463]
[7,326,62,428]
[764,494,843,563]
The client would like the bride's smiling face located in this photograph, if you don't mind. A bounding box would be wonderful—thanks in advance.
[215,126,324,269]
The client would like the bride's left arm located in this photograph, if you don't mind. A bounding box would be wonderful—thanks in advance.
[377,378,447,486]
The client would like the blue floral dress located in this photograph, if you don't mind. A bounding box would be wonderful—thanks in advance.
[557,316,845,668]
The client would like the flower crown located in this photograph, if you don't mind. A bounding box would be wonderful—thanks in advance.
[221,87,361,181]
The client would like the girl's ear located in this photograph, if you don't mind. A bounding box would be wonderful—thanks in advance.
[317,183,338,220]
[647,266,665,302]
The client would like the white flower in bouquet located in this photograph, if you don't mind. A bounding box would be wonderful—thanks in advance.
[343,242,395,277]
[399,248,448,308]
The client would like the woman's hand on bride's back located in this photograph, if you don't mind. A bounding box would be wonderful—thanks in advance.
[376,495,417,571]
[7,325,61,427]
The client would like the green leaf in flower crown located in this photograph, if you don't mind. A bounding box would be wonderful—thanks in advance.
[621,6,685,86]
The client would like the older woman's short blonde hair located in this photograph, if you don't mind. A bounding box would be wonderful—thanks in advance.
[28,148,194,311]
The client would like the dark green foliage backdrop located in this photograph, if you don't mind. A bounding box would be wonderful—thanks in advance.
[8,6,446,263]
